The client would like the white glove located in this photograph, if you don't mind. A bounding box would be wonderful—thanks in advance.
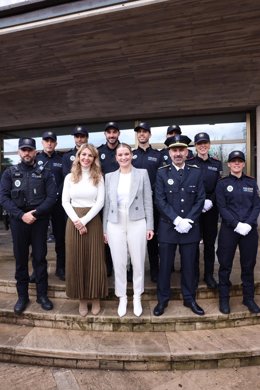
[174,218,194,234]
[234,222,252,236]
[202,199,213,213]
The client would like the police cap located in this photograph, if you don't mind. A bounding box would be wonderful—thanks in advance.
[72,125,89,137]
[134,122,151,132]
[18,137,36,150]
[194,132,210,144]
[42,131,57,141]
[105,121,120,131]
[228,150,245,162]
[167,124,182,135]
[164,134,191,149]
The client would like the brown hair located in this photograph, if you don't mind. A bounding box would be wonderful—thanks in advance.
[71,143,102,186]
[115,143,133,155]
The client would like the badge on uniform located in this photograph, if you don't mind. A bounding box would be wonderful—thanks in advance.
[70,156,75,161]
[14,180,21,187]
[133,155,137,159]
[101,153,105,160]
[163,155,168,161]
[38,161,43,165]
[227,185,233,192]
[167,179,174,185]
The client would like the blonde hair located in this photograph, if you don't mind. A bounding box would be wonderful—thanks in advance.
[70,143,102,186]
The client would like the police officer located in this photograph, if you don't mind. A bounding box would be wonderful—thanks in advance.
[189,132,222,289]
[0,138,57,314]
[216,151,260,314]
[132,121,162,283]
[153,135,205,316]
[62,125,89,176]
[160,125,193,166]
[98,121,120,174]
[98,121,120,276]
[36,131,66,280]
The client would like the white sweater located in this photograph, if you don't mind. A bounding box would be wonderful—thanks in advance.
[62,168,104,226]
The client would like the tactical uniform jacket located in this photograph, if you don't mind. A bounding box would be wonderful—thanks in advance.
[0,161,57,220]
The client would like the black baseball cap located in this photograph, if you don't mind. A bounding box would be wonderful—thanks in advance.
[18,137,36,150]
[167,125,182,135]
[72,125,89,136]
[105,121,120,131]
[194,132,210,144]
[42,131,57,141]
[134,122,151,132]
[228,150,245,162]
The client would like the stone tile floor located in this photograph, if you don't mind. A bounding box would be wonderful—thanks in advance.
[0,363,260,390]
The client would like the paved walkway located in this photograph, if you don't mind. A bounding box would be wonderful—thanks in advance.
[0,363,260,390]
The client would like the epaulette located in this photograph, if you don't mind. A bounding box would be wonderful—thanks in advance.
[211,156,220,161]
[244,174,255,179]
[158,164,170,169]
[186,164,199,168]
[219,175,229,180]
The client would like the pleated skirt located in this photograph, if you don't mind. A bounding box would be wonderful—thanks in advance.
[65,207,108,300]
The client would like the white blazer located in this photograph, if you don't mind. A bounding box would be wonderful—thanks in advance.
[103,166,154,233]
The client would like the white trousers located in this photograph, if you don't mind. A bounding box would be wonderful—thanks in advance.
[107,206,147,297]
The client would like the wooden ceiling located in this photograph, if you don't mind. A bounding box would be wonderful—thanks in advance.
[1,0,260,131]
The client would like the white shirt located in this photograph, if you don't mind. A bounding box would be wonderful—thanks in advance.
[117,172,131,207]
[62,168,104,226]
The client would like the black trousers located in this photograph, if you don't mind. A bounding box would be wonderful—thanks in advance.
[10,217,49,299]
[196,205,219,281]
[148,203,159,274]
[157,241,198,304]
[51,200,66,271]
[217,223,258,301]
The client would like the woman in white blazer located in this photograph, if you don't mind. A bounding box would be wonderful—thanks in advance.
[103,143,154,317]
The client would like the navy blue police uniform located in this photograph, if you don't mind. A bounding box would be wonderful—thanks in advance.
[155,162,205,307]
[98,122,120,276]
[62,147,77,177]
[36,140,66,279]
[62,125,89,177]
[0,139,57,311]
[132,144,162,282]
[216,156,260,312]
[98,143,119,175]
[188,153,222,285]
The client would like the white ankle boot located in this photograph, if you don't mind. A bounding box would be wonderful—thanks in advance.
[133,295,142,317]
[118,296,127,317]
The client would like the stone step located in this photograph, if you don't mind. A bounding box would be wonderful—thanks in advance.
[1,292,260,332]
[1,276,259,301]
[0,322,260,371]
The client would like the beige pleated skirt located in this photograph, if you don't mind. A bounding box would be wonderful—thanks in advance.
[65,207,108,300]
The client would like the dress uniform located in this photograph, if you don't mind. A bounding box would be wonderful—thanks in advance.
[153,135,205,316]
[62,126,89,176]
[216,150,260,314]
[188,132,222,289]
[132,122,162,282]
[36,131,66,280]
[0,138,57,314]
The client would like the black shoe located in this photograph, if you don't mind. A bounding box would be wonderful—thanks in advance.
[55,268,65,281]
[14,297,29,315]
[153,302,168,316]
[36,296,53,311]
[127,266,133,283]
[204,274,218,289]
[219,299,230,314]
[243,299,260,314]
[150,270,158,283]
[184,300,205,316]
[29,271,36,283]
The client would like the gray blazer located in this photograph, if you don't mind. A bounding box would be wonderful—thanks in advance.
[103,166,154,233]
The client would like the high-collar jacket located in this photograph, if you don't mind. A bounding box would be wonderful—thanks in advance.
[103,166,154,233]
